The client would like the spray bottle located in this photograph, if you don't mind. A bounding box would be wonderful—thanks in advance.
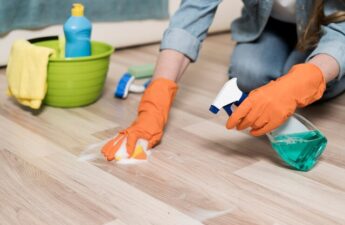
[210,78,327,171]
[64,3,92,58]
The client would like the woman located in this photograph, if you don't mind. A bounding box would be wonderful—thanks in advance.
[102,0,345,161]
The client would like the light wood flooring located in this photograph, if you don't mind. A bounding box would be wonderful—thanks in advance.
[1,33,345,225]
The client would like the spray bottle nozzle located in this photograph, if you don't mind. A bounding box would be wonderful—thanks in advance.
[209,78,247,116]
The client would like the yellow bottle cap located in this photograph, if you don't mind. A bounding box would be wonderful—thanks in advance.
[71,3,84,16]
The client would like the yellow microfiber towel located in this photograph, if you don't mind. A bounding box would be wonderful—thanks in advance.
[6,40,54,109]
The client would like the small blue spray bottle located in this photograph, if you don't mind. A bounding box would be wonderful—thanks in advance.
[64,3,92,58]
[210,78,327,171]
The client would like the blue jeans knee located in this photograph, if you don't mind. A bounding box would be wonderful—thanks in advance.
[229,62,280,93]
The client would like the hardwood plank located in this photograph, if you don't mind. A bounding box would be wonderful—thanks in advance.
[103,219,128,225]
[0,115,202,225]
[235,161,345,222]
[302,162,345,192]
[204,210,271,225]
[0,149,113,225]
[183,120,282,165]
[84,126,341,224]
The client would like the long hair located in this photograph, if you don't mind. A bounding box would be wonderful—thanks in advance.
[297,0,345,51]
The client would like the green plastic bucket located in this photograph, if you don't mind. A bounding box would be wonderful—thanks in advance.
[33,39,114,108]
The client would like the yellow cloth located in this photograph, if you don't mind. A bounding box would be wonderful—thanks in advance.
[6,40,54,109]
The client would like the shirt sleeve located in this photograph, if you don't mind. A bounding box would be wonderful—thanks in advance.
[160,0,222,62]
[306,0,345,79]
[307,22,345,79]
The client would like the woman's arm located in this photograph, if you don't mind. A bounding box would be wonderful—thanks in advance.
[155,0,221,82]
[153,49,191,82]
[308,53,340,82]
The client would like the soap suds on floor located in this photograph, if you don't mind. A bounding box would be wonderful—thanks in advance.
[78,138,150,164]
[78,139,109,162]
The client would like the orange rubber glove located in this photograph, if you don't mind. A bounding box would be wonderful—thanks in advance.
[102,78,178,161]
[227,63,326,136]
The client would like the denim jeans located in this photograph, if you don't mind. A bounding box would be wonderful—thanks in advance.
[229,18,345,100]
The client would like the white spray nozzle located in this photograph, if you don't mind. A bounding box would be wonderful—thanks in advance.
[209,78,247,116]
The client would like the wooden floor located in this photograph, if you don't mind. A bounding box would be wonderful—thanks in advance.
[1,33,345,225]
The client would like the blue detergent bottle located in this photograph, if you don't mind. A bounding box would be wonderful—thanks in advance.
[64,3,92,58]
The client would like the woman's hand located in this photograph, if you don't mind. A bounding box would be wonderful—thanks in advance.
[102,49,189,161]
[226,63,326,136]
[102,78,178,161]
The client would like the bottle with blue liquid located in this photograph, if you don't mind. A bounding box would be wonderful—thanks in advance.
[64,3,92,58]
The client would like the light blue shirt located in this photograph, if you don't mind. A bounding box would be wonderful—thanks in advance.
[160,0,345,78]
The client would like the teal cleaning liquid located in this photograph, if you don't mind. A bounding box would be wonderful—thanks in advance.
[271,130,327,171]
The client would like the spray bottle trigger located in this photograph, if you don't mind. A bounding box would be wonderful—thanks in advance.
[225,93,247,116]
[223,103,234,116]
[234,92,248,107]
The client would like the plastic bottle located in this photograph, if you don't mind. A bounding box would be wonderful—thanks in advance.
[64,3,92,58]
[210,78,327,171]
[267,114,327,171]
